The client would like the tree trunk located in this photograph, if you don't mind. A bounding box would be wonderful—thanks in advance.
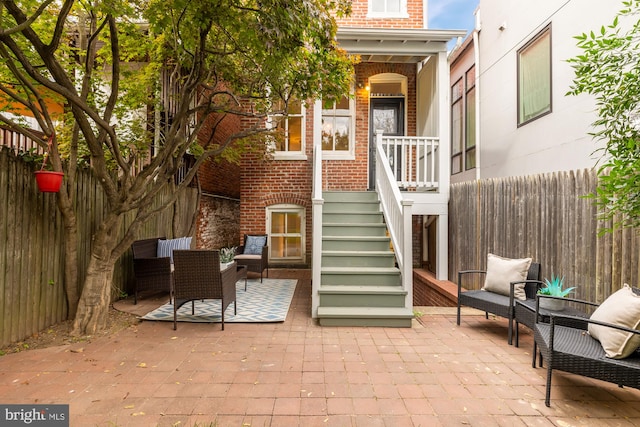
[60,204,80,320]
[71,255,114,335]
[72,216,123,336]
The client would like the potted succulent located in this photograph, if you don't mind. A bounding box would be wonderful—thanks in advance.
[219,246,237,269]
[537,275,576,311]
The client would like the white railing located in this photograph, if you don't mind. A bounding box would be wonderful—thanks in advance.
[311,144,323,318]
[379,134,440,190]
[375,133,413,306]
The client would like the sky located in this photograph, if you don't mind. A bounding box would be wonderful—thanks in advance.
[428,0,478,35]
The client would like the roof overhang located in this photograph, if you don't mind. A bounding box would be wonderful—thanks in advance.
[336,28,467,63]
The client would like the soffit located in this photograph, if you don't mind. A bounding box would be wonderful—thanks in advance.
[336,28,467,63]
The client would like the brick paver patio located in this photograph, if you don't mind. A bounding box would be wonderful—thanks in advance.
[1,269,638,426]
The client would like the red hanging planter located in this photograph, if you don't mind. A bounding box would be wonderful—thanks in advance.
[35,171,64,193]
[34,133,64,193]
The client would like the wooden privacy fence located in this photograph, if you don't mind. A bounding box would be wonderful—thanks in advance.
[0,147,197,347]
[449,169,640,304]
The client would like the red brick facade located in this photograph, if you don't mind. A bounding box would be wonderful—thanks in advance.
[195,111,242,249]
[336,0,424,29]
[202,0,430,266]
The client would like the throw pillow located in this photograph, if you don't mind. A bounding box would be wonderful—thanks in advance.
[588,284,640,359]
[157,237,192,263]
[482,253,532,300]
[244,235,267,255]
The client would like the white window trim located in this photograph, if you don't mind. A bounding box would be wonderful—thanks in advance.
[367,0,409,19]
[268,102,307,161]
[266,204,306,264]
[321,94,356,161]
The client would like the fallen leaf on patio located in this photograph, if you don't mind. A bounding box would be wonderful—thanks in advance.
[70,348,84,353]
[124,405,134,409]
[171,337,177,340]
[131,412,145,416]
[137,362,147,368]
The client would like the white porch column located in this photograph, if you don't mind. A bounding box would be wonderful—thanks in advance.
[436,49,450,281]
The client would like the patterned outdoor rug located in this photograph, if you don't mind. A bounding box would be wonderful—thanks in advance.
[141,278,297,323]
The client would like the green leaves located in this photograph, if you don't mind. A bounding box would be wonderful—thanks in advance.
[567,0,640,232]
[538,275,576,297]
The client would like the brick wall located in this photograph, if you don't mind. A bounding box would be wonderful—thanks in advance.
[413,269,458,307]
[239,63,420,266]
[412,215,423,268]
[197,111,241,199]
[336,0,424,29]
[196,195,240,250]
[239,135,313,264]
[195,101,243,249]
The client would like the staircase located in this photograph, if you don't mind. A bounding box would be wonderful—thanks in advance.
[316,191,414,327]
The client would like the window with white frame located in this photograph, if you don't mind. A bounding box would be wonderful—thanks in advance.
[321,94,354,158]
[368,0,408,17]
[268,98,305,159]
[267,205,305,263]
[518,25,552,126]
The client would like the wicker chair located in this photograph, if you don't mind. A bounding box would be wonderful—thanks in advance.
[131,237,172,304]
[457,262,542,345]
[172,250,237,331]
[532,290,640,407]
[234,234,269,282]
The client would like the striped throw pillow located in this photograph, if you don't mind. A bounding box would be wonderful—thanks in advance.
[157,237,192,263]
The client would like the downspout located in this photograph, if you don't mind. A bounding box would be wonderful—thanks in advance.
[473,9,481,181]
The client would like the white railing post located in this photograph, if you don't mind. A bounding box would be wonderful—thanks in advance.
[401,199,413,309]
[311,99,324,318]
[380,136,440,190]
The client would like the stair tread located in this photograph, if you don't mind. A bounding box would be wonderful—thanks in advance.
[323,236,389,240]
[323,222,387,226]
[317,306,414,318]
[322,250,394,255]
[321,266,399,273]
[318,285,407,294]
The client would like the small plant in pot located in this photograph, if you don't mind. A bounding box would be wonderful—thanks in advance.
[219,246,237,267]
[537,275,576,310]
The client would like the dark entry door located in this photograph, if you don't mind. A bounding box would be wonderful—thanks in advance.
[369,98,404,189]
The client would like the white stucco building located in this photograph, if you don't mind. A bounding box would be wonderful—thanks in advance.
[450,0,629,183]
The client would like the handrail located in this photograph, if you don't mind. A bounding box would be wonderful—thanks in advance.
[381,135,439,189]
[311,144,323,318]
[375,131,413,306]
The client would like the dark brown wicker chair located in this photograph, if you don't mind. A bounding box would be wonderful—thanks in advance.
[131,237,172,304]
[172,250,237,331]
[234,234,269,282]
[457,262,542,345]
[532,290,640,407]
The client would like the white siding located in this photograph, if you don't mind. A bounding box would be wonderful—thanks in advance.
[477,0,624,178]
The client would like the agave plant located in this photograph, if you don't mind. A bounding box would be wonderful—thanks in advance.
[538,275,576,297]
[219,246,237,264]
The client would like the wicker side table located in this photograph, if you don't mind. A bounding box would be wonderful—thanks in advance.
[514,299,586,347]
